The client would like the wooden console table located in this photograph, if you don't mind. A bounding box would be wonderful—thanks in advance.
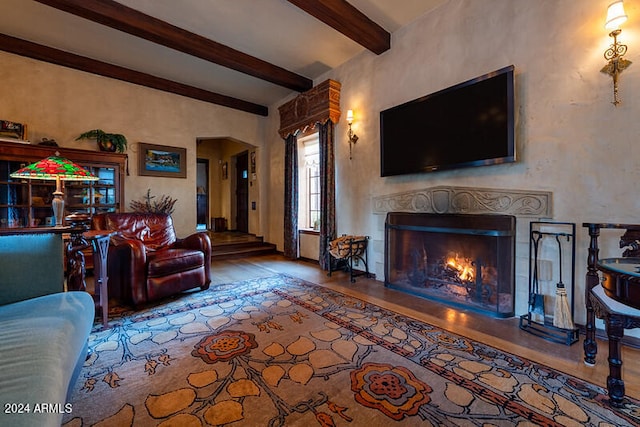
[583,223,640,407]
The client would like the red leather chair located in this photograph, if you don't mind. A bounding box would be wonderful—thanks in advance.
[91,212,211,306]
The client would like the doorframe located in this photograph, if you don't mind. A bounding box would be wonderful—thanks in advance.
[234,150,249,233]
[196,158,209,229]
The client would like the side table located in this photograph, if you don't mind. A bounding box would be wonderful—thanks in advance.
[586,258,640,407]
[583,222,640,364]
[67,230,113,328]
[88,231,113,329]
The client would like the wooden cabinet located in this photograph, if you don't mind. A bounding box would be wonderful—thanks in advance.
[0,140,126,229]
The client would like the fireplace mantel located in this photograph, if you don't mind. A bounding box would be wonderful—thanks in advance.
[372,186,553,218]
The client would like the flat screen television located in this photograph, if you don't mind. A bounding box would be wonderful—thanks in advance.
[380,65,515,177]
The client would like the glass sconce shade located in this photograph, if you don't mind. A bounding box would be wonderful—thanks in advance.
[346,109,354,124]
[606,1,628,30]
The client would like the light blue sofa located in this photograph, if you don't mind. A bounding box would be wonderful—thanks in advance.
[0,232,94,427]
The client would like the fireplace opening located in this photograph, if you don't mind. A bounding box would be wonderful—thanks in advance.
[385,212,516,318]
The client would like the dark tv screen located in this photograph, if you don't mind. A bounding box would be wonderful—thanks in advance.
[380,65,515,177]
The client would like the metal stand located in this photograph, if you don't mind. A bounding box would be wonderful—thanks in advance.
[519,221,579,345]
[327,235,370,283]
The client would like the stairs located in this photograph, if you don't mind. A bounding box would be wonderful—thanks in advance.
[210,231,278,260]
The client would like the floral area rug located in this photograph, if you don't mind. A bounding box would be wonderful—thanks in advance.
[63,274,640,426]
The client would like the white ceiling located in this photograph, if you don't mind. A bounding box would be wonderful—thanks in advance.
[0,0,446,110]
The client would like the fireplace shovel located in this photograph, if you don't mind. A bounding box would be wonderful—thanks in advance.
[529,231,545,324]
[553,235,575,330]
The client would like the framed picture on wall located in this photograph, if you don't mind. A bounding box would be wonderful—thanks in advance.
[138,143,187,178]
[0,120,27,141]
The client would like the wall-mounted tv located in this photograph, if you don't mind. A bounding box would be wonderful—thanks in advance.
[380,65,515,177]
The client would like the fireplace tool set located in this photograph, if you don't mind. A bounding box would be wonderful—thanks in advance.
[529,231,545,324]
[553,234,575,330]
[520,222,580,345]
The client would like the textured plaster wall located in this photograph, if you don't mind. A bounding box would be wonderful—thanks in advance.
[3,0,639,327]
[265,0,640,324]
[0,51,265,238]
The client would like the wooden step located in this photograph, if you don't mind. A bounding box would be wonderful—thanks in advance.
[209,231,278,260]
[212,241,278,260]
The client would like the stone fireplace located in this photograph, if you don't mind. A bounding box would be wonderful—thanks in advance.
[385,212,516,317]
[372,186,553,317]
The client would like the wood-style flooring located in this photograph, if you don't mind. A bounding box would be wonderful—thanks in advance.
[210,253,640,401]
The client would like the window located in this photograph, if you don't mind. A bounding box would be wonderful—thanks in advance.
[298,132,320,231]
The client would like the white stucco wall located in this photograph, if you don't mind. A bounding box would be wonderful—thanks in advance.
[264,0,640,325]
[0,51,265,237]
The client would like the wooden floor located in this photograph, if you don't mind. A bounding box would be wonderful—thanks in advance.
[210,253,640,401]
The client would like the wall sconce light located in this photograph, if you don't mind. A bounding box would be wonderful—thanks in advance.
[602,0,632,106]
[346,109,359,160]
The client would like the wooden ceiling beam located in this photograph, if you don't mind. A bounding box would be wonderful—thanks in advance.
[34,0,313,93]
[0,34,268,116]
[287,0,390,55]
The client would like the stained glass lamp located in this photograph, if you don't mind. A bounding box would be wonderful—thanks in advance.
[10,154,99,227]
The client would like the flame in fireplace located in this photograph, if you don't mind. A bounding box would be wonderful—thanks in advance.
[446,256,475,282]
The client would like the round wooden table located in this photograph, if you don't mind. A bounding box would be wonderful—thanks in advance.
[586,258,640,407]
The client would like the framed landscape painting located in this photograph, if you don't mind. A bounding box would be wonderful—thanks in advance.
[138,143,187,178]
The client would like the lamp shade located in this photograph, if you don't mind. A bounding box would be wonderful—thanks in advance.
[10,156,98,181]
[606,0,628,30]
[10,155,98,228]
[346,109,354,124]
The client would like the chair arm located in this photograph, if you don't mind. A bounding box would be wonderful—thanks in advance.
[108,234,148,304]
[173,232,212,286]
[174,232,211,254]
[110,234,147,263]
[110,235,147,281]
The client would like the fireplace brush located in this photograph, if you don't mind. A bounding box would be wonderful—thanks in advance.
[553,234,574,330]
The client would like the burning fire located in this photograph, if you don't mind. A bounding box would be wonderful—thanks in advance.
[446,256,475,282]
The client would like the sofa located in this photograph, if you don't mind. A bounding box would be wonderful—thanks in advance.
[91,212,212,306]
[0,232,95,427]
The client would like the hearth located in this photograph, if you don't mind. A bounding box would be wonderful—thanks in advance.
[385,212,516,317]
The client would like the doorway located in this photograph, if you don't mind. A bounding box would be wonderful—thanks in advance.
[235,151,249,233]
[196,158,209,229]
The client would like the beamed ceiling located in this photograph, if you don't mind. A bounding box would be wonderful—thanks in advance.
[0,0,446,116]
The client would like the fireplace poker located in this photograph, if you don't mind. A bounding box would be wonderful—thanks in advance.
[553,234,575,330]
[529,231,545,324]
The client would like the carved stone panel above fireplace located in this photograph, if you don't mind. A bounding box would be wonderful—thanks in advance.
[373,186,553,218]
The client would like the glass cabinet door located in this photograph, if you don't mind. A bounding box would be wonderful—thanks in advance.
[31,181,55,227]
[65,165,119,215]
[0,161,30,228]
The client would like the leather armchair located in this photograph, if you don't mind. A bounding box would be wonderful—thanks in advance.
[92,213,211,306]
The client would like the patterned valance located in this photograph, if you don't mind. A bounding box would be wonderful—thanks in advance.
[278,79,341,138]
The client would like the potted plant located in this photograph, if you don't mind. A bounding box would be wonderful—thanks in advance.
[76,129,127,153]
[129,189,177,215]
